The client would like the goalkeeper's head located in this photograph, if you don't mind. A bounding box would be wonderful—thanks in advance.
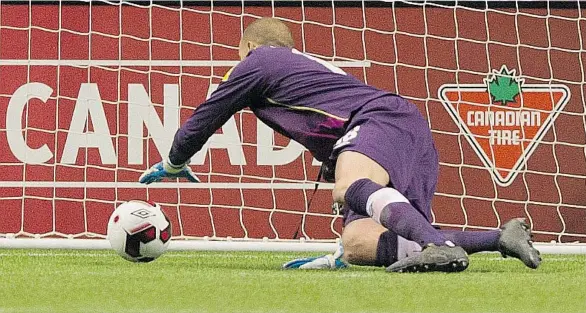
[239,17,295,60]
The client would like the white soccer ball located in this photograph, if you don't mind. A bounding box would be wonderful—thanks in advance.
[107,200,172,262]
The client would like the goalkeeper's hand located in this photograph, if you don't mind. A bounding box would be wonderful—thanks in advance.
[139,160,200,184]
[282,242,347,269]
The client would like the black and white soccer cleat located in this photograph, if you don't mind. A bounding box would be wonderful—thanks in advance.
[498,218,541,269]
[386,244,469,273]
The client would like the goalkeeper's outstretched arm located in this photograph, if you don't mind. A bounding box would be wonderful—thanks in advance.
[139,52,267,184]
[168,55,267,166]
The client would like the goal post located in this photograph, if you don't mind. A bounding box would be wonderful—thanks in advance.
[0,1,584,253]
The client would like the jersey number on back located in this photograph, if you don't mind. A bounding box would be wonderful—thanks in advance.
[292,49,347,75]
[333,126,360,150]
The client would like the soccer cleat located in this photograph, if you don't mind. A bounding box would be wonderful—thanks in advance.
[386,244,469,273]
[498,218,541,269]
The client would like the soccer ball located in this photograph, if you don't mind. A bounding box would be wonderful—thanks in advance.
[107,200,172,262]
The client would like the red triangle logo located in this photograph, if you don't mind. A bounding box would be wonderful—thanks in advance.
[439,66,570,187]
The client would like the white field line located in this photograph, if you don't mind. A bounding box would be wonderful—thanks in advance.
[0,59,371,68]
[0,181,335,189]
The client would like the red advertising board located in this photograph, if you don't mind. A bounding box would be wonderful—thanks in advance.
[0,4,584,242]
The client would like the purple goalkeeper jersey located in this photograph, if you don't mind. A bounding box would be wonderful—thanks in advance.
[169,46,420,165]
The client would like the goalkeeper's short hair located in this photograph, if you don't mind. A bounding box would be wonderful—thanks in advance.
[242,17,295,48]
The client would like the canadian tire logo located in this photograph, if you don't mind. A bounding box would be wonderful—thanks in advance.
[438,66,570,187]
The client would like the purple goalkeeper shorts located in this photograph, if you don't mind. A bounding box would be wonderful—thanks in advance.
[331,96,439,226]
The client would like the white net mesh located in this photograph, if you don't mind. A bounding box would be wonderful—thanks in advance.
[0,1,584,246]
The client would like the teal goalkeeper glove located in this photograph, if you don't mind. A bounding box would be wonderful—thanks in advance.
[139,160,200,184]
[282,242,348,269]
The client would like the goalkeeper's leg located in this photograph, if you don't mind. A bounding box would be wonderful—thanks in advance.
[341,217,421,267]
[282,215,419,269]
[332,156,539,270]
[341,216,540,269]
[332,151,468,273]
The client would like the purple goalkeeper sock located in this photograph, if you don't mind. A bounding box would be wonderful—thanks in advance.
[440,230,500,254]
[380,202,449,247]
[375,230,399,267]
[344,178,384,216]
[345,178,449,247]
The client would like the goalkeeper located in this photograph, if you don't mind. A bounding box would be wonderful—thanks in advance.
[139,18,540,272]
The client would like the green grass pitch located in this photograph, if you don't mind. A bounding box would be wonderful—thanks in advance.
[0,250,584,313]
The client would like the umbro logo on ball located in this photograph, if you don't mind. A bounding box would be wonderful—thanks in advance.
[130,208,156,219]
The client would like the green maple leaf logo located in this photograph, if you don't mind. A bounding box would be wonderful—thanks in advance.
[486,66,522,105]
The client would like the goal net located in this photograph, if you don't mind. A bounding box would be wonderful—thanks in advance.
[0,1,584,251]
